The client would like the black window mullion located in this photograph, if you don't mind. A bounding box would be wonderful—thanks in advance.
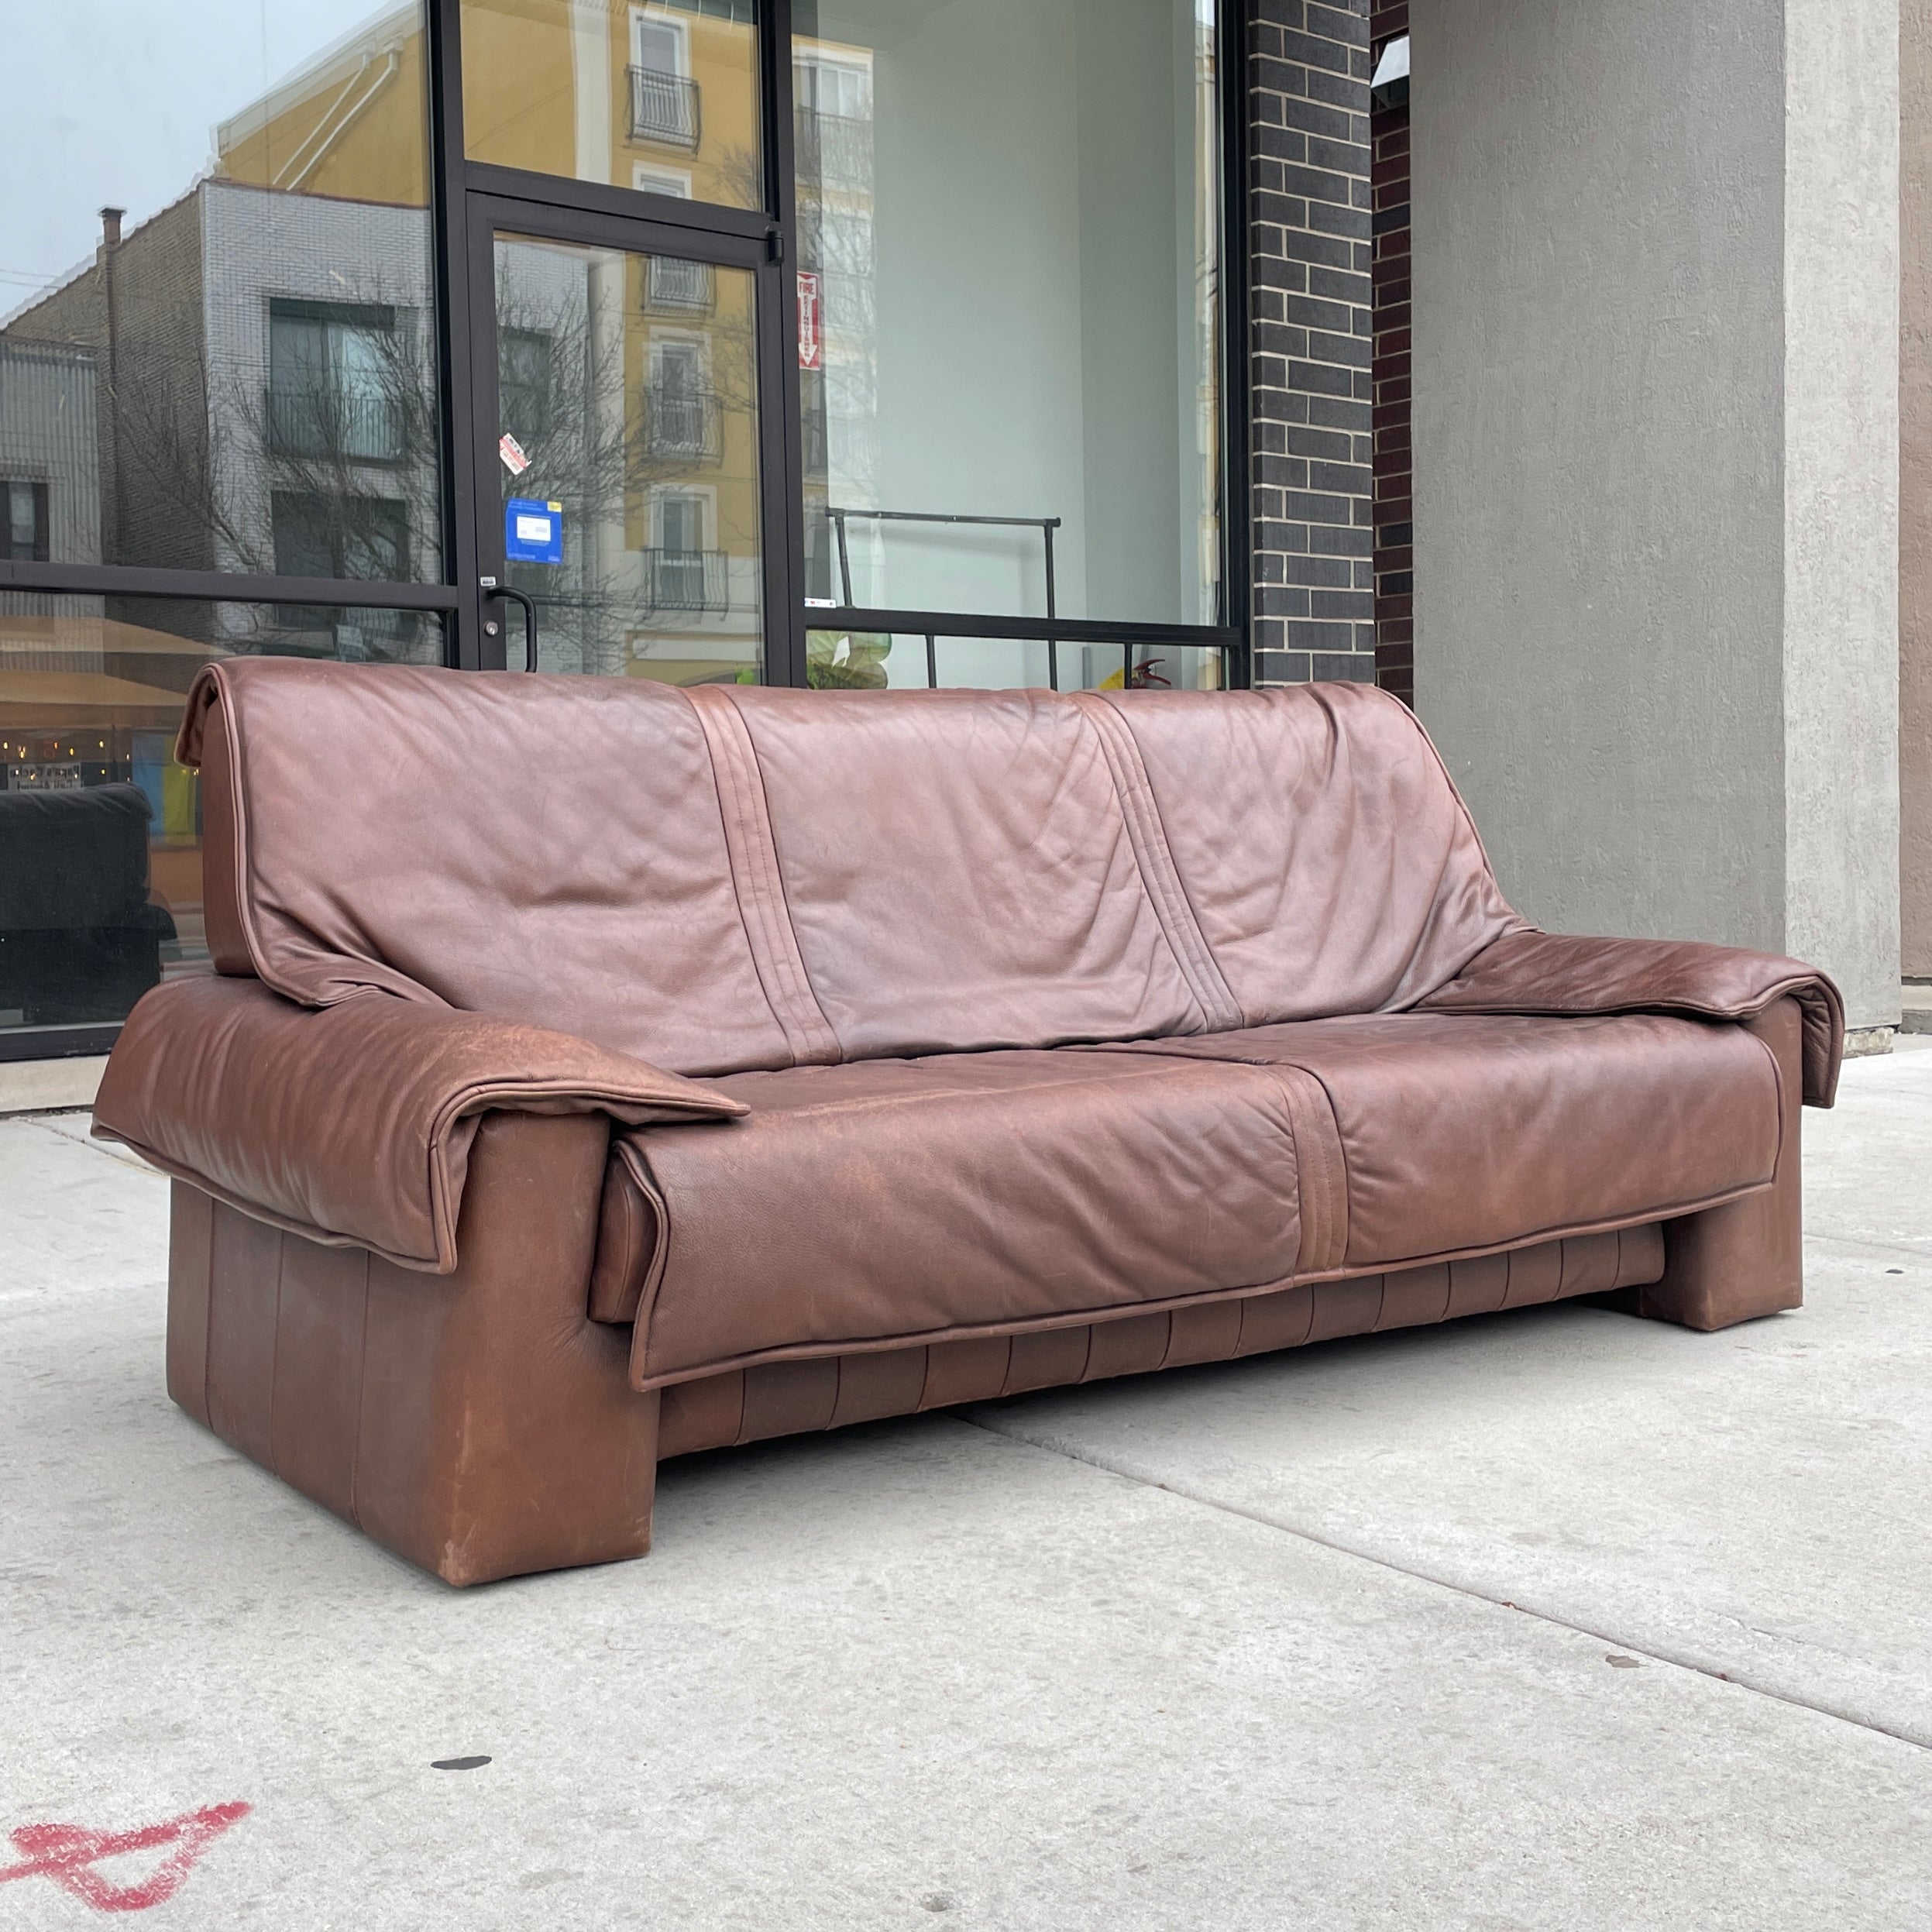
[431,0,485,669]
[1219,0,1254,689]
[462,163,774,244]
[0,560,457,610]
[765,0,808,689]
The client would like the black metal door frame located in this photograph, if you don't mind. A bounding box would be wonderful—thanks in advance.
[460,192,786,673]
[428,0,806,681]
[0,0,1250,693]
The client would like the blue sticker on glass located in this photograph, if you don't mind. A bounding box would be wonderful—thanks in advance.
[505,497,564,565]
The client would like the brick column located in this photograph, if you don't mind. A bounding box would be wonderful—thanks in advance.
[1370,3,1413,704]
[1246,1,1377,686]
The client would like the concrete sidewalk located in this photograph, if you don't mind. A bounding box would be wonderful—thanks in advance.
[2,1050,1929,1929]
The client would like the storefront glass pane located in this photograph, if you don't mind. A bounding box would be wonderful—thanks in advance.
[3,4,442,584]
[0,596,442,1047]
[804,628,1228,693]
[793,0,1222,627]
[494,233,765,683]
[462,0,764,212]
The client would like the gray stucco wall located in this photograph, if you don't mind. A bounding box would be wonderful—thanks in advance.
[1903,0,1932,977]
[1411,0,1901,1028]
[1785,0,1901,1024]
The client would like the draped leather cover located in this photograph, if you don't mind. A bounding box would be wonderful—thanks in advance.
[612,1050,1311,1391]
[1093,685,1528,1023]
[1418,930,1846,1107]
[95,975,746,1270]
[1095,1011,1782,1267]
[177,659,795,1075]
[596,1016,1776,1390]
[175,664,1529,1074]
[150,659,1844,1298]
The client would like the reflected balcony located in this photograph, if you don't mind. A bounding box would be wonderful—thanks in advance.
[794,108,874,191]
[629,67,701,150]
[642,547,731,614]
[266,387,405,464]
[643,387,725,463]
[644,256,716,315]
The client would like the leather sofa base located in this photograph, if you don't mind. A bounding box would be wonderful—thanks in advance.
[168,1111,660,1587]
[160,1000,1807,1587]
[656,1224,1668,1459]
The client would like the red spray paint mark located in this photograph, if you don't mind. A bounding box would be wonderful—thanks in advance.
[0,1803,250,1913]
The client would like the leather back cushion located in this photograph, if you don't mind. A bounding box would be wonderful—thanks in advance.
[182,660,1522,1074]
[732,686,1205,1055]
[1104,686,1523,1023]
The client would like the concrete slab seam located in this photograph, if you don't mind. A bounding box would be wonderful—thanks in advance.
[959,1414,1932,1757]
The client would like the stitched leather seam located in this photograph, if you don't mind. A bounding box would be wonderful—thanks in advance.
[1273,1064,1349,1274]
[685,689,841,1067]
[346,1246,371,1532]
[1070,693,1241,1033]
[623,1199,1710,1391]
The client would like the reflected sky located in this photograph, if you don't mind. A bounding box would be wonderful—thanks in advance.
[4,0,407,312]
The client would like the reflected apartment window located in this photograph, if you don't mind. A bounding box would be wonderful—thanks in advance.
[267,301,407,464]
[1,481,50,562]
[630,8,700,150]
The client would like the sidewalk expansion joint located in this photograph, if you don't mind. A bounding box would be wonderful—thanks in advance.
[961,1413,1932,1757]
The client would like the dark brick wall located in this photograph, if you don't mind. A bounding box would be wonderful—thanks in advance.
[1246,0,1377,688]
[1370,2,1413,704]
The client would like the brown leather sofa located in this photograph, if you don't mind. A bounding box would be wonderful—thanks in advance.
[92,659,1844,1587]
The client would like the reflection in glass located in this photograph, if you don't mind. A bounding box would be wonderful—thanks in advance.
[806,630,1227,693]
[493,235,763,683]
[462,0,763,211]
[3,2,442,597]
[0,598,440,1040]
[793,0,1222,627]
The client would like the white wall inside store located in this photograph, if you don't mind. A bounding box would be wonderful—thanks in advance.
[810,0,1214,666]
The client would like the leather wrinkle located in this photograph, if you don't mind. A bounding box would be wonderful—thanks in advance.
[1072,693,1240,1032]
[684,687,841,1067]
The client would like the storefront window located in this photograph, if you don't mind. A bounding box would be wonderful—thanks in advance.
[805,629,1226,693]
[0,600,442,1041]
[492,232,765,682]
[462,0,765,211]
[1,0,1236,1057]
[792,0,1223,636]
[4,2,442,586]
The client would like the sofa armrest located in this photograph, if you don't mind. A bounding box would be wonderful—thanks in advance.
[1416,930,1845,1106]
[93,976,747,1271]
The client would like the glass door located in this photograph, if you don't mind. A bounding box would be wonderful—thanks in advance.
[462,197,783,683]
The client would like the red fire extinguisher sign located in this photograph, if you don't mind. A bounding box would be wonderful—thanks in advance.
[797,270,823,370]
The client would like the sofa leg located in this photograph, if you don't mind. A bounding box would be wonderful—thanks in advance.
[170,1111,661,1586]
[1639,997,1804,1332]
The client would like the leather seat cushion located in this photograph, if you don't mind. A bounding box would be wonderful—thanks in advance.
[607,1050,1327,1390]
[600,1012,1777,1392]
[1097,1010,1782,1268]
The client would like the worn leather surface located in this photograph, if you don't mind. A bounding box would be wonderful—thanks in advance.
[1091,684,1528,1023]
[657,1223,1670,1458]
[95,975,744,1270]
[603,1013,1773,1388]
[129,662,1840,1582]
[170,1112,662,1586]
[177,659,797,1074]
[150,659,1841,1297]
[1097,1010,1782,1267]
[730,687,1209,1055]
[1644,998,1807,1330]
[1418,930,1846,1107]
[614,1050,1311,1390]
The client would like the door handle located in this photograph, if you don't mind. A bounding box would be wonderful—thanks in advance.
[480,579,538,672]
